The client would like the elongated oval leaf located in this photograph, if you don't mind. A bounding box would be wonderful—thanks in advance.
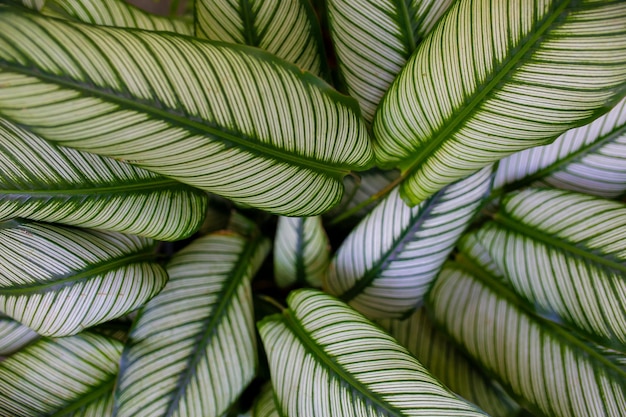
[114,231,270,417]
[0,314,38,356]
[258,289,488,416]
[42,0,193,34]
[328,0,454,122]
[494,96,626,198]
[251,383,279,417]
[474,188,626,351]
[374,0,626,206]
[20,0,43,10]
[274,216,329,288]
[0,220,167,337]
[0,118,207,241]
[378,307,521,417]
[0,8,373,216]
[326,166,491,318]
[196,0,328,77]
[0,332,122,417]
[427,262,626,417]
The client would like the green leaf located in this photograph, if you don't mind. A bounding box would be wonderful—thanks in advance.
[494,96,626,198]
[0,314,39,356]
[20,0,44,10]
[474,188,626,351]
[328,0,454,122]
[196,0,328,77]
[0,7,373,216]
[0,220,167,337]
[326,166,491,318]
[251,383,279,417]
[374,0,626,206]
[0,118,208,241]
[330,168,399,219]
[258,289,488,416]
[378,307,521,417]
[42,0,193,34]
[0,332,122,417]
[427,262,626,417]
[114,231,270,417]
[273,216,329,288]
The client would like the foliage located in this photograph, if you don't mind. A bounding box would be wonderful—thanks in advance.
[0,0,625,416]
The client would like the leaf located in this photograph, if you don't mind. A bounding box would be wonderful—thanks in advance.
[378,307,521,417]
[0,8,373,216]
[273,216,329,288]
[328,0,454,122]
[20,0,44,10]
[42,0,193,34]
[114,231,270,417]
[251,383,280,417]
[373,0,626,206]
[475,188,626,351]
[426,262,626,417]
[196,0,328,77]
[0,332,122,417]
[258,289,488,416]
[0,314,39,356]
[326,166,491,318]
[0,118,208,241]
[0,220,167,337]
[494,96,626,198]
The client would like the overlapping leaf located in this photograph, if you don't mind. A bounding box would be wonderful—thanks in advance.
[42,0,193,34]
[328,0,454,122]
[494,96,626,198]
[326,166,491,318]
[114,231,270,417]
[0,220,167,337]
[427,262,626,417]
[0,332,122,416]
[0,8,372,216]
[196,0,328,77]
[374,0,626,206]
[475,188,626,351]
[0,118,207,241]
[258,289,488,416]
[0,314,38,356]
[251,383,279,417]
[378,307,521,417]
[274,216,329,288]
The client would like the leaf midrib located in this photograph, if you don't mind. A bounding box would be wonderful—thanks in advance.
[282,310,406,417]
[493,212,626,275]
[0,251,156,295]
[397,0,571,175]
[49,373,116,417]
[0,179,188,196]
[0,64,349,178]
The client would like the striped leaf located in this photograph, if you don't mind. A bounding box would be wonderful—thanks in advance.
[328,0,454,122]
[42,0,193,34]
[0,118,207,241]
[0,220,167,337]
[251,383,279,417]
[0,332,122,417]
[114,231,270,417]
[457,232,505,280]
[0,8,372,216]
[0,314,38,356]
[494,96,626,199]
[273,216,329,288]
[20,0,44,10]
[373,0,626,206]
[475,188,626,351]
[378,307,521,417]
[196,0,328,77]
[427,262,626,417]
[258,289,488,416]
[326,166,491,318]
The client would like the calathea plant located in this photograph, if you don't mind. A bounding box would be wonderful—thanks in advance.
[0,0,625,416]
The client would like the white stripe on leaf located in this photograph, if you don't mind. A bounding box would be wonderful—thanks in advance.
[114,232,270,417]
[374,0,626,206]
[0,220,167,337]
[326,166,491,318]
[0,315,39,356]
[258,289,489,417]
